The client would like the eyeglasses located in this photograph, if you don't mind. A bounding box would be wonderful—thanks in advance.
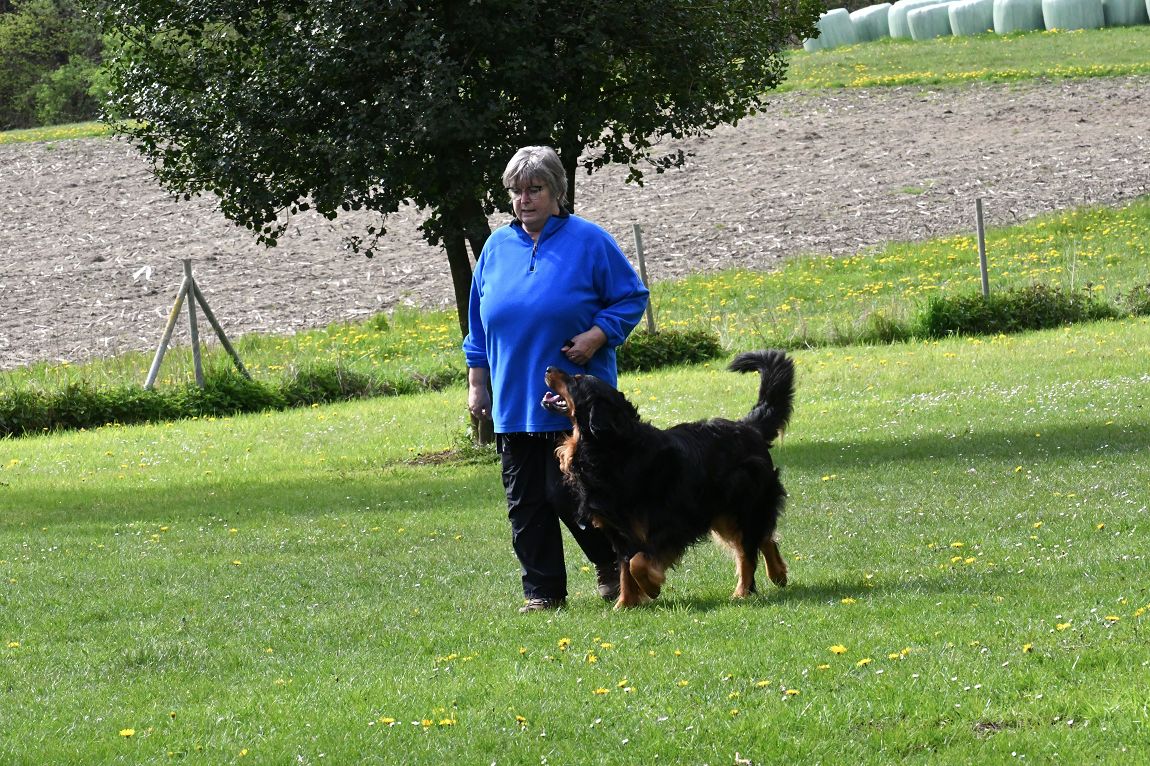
[506,185,544,199]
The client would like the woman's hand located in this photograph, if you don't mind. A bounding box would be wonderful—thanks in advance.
[563,326,607,366]
[468,368,492,421]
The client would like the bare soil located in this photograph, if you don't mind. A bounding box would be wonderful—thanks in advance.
[2,77,1148,371]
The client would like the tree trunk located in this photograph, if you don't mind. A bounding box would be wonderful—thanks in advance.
[443,228,473,339]
[444,198,494,445]
[559,143,579,213]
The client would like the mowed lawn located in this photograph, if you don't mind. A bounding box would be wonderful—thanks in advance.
[2,317,1148,764]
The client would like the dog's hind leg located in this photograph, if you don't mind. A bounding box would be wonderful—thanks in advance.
[628,552,665,600]
[732,540,759,599]
[761,536,788,588]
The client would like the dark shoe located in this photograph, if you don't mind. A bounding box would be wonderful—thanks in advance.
[518,597,566,613]
[596,563,621,601]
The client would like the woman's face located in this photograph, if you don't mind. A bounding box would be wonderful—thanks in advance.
[509,177,560,234]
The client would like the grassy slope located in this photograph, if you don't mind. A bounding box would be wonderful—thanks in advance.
[3,22,1150,765]
[2,319,1148,763]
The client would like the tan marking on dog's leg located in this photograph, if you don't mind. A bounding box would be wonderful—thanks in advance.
[629,553,663,600]
[711,518,756,599]
[615,559,649,609]
[732,545,757,599]
[761,536,788,588]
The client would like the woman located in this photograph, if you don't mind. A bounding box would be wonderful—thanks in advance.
[463,145,650,612]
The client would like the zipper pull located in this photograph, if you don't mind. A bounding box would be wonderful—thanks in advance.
[529,241,538,273]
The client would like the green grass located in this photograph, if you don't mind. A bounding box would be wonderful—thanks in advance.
[653,198,1150,349]
[4,197,1149,398]
[784,26,1150,89]
[3,32,1149,760]
[2,318,1148,763]
[0,120,112,145]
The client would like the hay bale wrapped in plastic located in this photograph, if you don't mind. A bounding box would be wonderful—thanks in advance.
[1100,0,1149,25]
[1042,0,1104,28]
[803,8,858,50]
[950,0,996,34]
[851,3,894,41]
[889,0,947,36]
[909,2,955,36]
[993,0,1045,32]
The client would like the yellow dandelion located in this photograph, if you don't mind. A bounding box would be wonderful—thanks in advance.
[856,658,873,667]
[593,688,610,695]
[1105,615,1121,622]
[379,717,396,725]
[841,598,857,605]
[558,637,572,650]
[1056,622,1072,631]
[830,645,848,655]
[785,689,800,696]
[755,679,771,687]
[6,641,19,649]
[817,664,831,670]
[1022,644,1034,653]
[515,715,527,726]
[119,729,136,738]
[677,680,689,687]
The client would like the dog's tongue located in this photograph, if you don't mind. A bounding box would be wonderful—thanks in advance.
[542,392,568,411]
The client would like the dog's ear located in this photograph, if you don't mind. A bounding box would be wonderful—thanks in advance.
[585,399,620,437]
[585,387,637,438]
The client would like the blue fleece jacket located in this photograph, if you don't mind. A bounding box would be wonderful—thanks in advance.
[463,213,649,434]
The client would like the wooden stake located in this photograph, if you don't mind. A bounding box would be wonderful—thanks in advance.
[145,277,190,390]
[632,223,657,334]
[184,259,204,387]
[977,198,990,297]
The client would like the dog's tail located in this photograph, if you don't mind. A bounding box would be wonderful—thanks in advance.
[728,350,794,444]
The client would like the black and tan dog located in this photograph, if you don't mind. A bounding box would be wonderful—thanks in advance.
[542,350,794,608]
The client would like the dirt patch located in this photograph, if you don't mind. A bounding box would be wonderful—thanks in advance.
[2,76,1148,371]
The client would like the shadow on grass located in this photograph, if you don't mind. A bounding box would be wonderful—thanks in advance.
[647,570,1011,614]
[782,416,1150,471]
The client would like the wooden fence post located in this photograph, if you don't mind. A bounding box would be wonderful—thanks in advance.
[976,198,990,298]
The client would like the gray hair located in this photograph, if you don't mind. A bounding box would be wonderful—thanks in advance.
[502,145,568,208]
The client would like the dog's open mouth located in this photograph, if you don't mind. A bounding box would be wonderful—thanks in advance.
[543,367,574,416]
[541,391,569,414]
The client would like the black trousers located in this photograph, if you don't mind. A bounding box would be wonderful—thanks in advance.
[498,432,617,600]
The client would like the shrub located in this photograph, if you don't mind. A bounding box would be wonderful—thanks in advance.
[616,329,724,372]
[916,284,1120,338]
[830,309,914,347]
[281,363,374,406]
[1118,283,1150,317]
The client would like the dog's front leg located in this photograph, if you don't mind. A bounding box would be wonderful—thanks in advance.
[628,552,665,600]
[615,557,651,609]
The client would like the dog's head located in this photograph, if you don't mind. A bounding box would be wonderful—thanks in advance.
[544,367,640,439]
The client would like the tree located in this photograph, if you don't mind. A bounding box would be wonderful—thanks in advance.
[0,0,103,129]
[90,0,821,336]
